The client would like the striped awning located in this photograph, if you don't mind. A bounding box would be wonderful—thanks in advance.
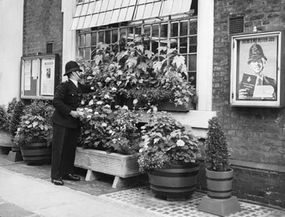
[71,0,193,30]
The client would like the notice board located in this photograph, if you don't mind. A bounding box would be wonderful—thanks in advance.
[21,54,59,100]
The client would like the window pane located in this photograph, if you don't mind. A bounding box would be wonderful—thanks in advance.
[74,5,83,17]
[108,0,116,9]
[77,16,86,29]
[111,9,120,23]
[161,0,172,16]
[135,26,141,35]
[104,10,113,25]
[87,2,95,14]
[79,48,84,58]
[151,40,159,53]
[143,3,153,18]
[90,13,99,27]
[86,34,91,46]
[85,48,91,59]
[129,0,136,6]
[135,5,145,20]
[170,38,177,49]
[91,32,97,45]
[144,25,151,36]
[151,2,161,17]
[105,30,111,44]
[101,0,109,11]
[161,23,168,38]
[126,6,135,21]
[80,3,89,16]
[94,1,102,13]
[98,31,104,42]
[115,0,123,8]
[182,0,192,13]
[118,8,127,22]
[190,20,197,34]
[97,13,105,26]
[188,54,196,71]
[79,34,85,46]
[179,37,187,54]
[138,0,147,3]
[83,15,92,28]
[152,25,159,37]
[71,17,79,30]
[121,0,130,7]
[171,0,182,14]
[112,29,118,43]
[180,21,188,36]
[189,36,197,53]
[171,22,178,37]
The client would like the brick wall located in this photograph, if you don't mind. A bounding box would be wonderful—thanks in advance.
[23,0,62,74]
[213,0,285,207]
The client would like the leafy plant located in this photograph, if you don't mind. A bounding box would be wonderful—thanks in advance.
[204,117,230,171]
[0,106,9,132]
[138,112,199,172]
[14,100,54,147]
[9,100,25,137]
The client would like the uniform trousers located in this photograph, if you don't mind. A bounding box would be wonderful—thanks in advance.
[51,123,80,179]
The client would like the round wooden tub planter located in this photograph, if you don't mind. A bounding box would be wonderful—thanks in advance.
[148,163,200,200]
[20,142,51,165]
[198,168,241,216]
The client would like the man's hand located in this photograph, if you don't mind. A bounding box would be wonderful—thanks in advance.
[70,110,79,118]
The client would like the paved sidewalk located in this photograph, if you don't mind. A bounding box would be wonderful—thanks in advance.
[0,167,162,217]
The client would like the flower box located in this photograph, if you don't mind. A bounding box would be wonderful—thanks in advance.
[157,101,192,112]
[74,147,140,188]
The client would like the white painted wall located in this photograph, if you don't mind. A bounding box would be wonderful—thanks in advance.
[0,0,24,107]
[61,0,216,136]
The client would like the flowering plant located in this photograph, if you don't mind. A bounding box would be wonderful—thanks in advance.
[138,112,199,172]
[0,106,9,132]
[14,100,54,147]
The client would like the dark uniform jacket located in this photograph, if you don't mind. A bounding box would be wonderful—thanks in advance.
[52,80,90,128]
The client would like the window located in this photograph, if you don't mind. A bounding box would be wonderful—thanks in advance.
[77,17,197,85]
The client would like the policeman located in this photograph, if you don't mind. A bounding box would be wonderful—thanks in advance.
[51,61,91,185]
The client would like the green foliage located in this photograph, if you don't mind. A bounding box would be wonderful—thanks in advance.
[138,112,199,172]
[0,106,9,132]
[78,36,196,110]
[205,117,230,171]
[78,104,142,155]
[14,100,54,147]
[9,100,25,137]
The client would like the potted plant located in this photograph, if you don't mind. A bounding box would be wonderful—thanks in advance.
[198,117,240,216]
[14,100,53,165]
[138,111,200,200]
[0,105,12,154]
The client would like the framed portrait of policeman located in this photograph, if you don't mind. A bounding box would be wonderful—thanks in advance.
[230,31,285,107]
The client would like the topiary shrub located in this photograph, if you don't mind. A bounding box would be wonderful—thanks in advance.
[9,100,25,137]
[204,117,230,171]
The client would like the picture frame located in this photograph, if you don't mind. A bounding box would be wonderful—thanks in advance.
[230,31,285,107]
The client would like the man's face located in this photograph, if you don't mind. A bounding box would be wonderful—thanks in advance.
[72,70,83,81]
[249,59,264,74]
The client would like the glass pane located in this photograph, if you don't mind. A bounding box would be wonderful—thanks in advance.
[128,27,134,39]
[111,9,120,23]
[190,36,197,45]
[90,13,99,27]
[74,5,83,17]
[188,54,196,71]
[81,3,89,16]
[171,0,182,14]
[126,6,135,21]
[101,0,109,11]
[79,48,84,58]
[91,47,96,59]
[179,37,187,54]
[190,20,197,35]
[80,35,85,46]
[180,21,188,36]
[161,23,168,38]
[108,0,116,9]
[121,0,130,7]
[105,30,111,44]
[115,0,123,8]
[84,0,90,3]
[161,0,172,16]
[151,2,161,17]
[83,15,92,28]
[118,8,127,22]
[97,13,105,26]
[135,26,141,35]
[91,32,97,45]
[77,16,86,29]
[104,10,113,25]
[188,72,196,86]
[85,48,91,59]
[152,25,159,37]
[112,29,118,43]
[143,3,153,18]
[182,0,192,13]
[71,17,79,30]
[151,41,159,53]
[144,25,151,36]
[98,31,104,42]
[170,38,177,49]
[135,5,145,20]
[138,0,147,3]
[87,2,95,14]
[94,1,102,13]
[129,0,136,6]
[171,22,178,37]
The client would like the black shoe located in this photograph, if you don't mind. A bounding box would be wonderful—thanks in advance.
[63,174,81,181]
[51,178,64,185]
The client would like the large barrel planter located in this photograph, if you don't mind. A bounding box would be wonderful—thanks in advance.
[20,142,51,165]
[148,163,200,199]
[206,168,233,199]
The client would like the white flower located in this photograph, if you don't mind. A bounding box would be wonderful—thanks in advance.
[81,100,85,105]
[101,123,107,127]
[176,139,185,147]
[133,99,138,105]
[88,100,94,105]
[94,111,99,115]
[96,101,103,105]
[91,86,94,90]
[86,115,92,119]
[122,105,129,110]
[111,87,117,92]
[154,138,160,144]
[104,94,110,99]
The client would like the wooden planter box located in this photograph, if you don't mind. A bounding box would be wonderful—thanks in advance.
[75,147,140,188]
